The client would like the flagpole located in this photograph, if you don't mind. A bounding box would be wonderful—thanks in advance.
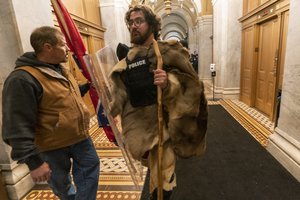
[50,0,117,143]
[153,39,163,200]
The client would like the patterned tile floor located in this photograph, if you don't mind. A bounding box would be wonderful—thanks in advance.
[22,190,142,200]
[22,99,275,199]
[229,99,275,131]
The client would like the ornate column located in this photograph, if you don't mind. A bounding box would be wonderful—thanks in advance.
[99,0,131,52]
[197,15,213,83]
[267,0,300,181]
[0,0,53,199]
[211,0,242,99]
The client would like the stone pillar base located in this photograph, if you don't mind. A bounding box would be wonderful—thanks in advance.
[213,87,240,99]
[6,174,34,200]
[2,164,34,200]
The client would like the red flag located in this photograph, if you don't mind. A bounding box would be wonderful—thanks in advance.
[50,0,116,143]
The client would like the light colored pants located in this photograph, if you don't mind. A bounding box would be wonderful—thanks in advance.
[148,140,176,193]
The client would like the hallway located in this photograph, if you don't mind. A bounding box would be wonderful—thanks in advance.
[1,0,300,199]
[21,98,300,200]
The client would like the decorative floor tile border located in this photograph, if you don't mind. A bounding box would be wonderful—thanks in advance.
[90,127,117,149]
[208,100,220,105]
[100,174,144,186]
[230,99,275,131]
[98,151,145,186]
[22,190,141,200]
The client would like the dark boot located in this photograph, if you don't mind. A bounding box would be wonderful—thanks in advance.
[150,188,173,200]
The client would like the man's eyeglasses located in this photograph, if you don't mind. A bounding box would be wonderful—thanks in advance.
[127,18,146,28]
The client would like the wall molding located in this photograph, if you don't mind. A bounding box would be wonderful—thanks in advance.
[267,127,300,181]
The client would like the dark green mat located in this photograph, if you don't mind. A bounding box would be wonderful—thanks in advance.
[141,105,300,200]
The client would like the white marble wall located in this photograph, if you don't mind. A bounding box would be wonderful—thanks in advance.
[212,0,242,99]
[277,1,300,142]
[11,0,54,54]
[100,0,131,52]
[197,15,213,81]
[0,0,53,199]
[188,26,197,53]
[0,0,16,166]
[0,0,22,80]
[267,0,300,181]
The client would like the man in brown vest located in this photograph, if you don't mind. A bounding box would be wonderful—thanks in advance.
[2,26,99,200]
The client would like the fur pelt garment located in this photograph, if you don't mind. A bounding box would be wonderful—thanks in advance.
[109,40,208,160]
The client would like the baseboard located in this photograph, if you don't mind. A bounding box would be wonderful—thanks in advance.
[213,87,240,99]
[267,128,300,182]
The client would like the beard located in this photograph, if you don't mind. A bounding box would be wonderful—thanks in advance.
[130,27,152,45]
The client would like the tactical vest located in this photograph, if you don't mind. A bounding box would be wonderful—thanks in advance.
[123,57,157,107]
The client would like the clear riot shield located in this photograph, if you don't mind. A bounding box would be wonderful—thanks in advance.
[83,46,144,188]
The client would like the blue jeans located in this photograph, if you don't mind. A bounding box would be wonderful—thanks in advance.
[41,137,100,200]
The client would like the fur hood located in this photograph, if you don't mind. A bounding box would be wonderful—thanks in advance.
[110,40,208,159]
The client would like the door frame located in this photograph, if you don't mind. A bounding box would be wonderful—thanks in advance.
[253,15,280,119]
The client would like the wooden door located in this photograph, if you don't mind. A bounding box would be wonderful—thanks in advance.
[91,36,104,53]
[255,17,280,118]
[84,0,101,26]
[240,26,257,105]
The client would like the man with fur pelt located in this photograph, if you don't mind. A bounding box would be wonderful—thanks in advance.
[109,5,208,200]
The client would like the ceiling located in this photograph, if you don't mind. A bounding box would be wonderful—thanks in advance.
[131,0,201,40]
[155,0,200,40]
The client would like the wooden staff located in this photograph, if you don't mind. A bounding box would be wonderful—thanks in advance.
[152,39,164,200]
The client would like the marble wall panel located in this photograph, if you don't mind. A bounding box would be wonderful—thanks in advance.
[277,0,300,140]
[0,0,21,79]
[198,15,213,80]
[212,0,242,98]
[11,0,53,53]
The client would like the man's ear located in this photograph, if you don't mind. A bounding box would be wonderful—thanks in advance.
[43,43,53,52]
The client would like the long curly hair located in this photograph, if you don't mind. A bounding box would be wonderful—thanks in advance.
[125,5,161,40]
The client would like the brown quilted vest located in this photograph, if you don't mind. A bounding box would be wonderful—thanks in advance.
[17,66,90,152]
